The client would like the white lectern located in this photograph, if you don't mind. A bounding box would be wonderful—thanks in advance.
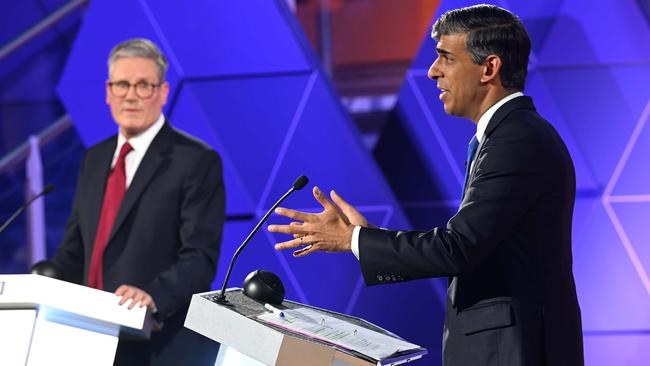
[185,289,426,366]
[0,274,152,366]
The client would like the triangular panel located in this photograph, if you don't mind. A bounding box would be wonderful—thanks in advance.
[144,0,311,77]
[537,0,650,66]
[185,74,313,207]
[573,205,650,330]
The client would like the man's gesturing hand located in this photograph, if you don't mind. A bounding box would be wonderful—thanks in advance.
[267,186,368,257]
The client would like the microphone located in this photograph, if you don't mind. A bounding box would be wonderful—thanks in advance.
[0,184,55,234]
[215,175,309,304]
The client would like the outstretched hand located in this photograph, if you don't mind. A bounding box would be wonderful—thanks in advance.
[267,187,369,257]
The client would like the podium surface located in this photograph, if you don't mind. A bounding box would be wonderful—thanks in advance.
[0,274,151,366]
[185,289,426,366]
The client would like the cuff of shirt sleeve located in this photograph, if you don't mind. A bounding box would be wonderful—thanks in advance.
[351,225,361,260]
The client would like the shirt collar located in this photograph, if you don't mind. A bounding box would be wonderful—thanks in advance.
[476,92,524,142]
[116,114,165,153]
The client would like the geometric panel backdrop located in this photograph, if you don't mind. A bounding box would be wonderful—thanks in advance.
[375,0,650,365]
[2,0,644,364]
[0,0,85,275]
[54,0,442,362]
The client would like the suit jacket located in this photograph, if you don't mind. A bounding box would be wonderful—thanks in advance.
[52,122,225,365]
[359,97,583,366]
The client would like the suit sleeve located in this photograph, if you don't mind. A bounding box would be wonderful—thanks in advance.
[50,153,87,284]
[144,149,225,320]
[359,125,542,285]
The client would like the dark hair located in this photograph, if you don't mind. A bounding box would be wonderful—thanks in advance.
[432,4,531,90]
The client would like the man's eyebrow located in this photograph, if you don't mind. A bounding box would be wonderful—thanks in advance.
[436,47,452,56]
[111,78,156,83]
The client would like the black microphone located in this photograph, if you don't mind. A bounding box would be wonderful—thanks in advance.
[0,184,55,234]
[215,175,309,304]
[293,175,308,190]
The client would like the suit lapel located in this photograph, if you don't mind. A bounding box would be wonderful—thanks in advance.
[85,139,116,245]
[455,97,538,304]
[107,122,175,243]
[484,96,535,137]
[463,96,537,196]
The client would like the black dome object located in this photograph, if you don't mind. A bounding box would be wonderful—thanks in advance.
[242,270,285,305]
[30,260,64,280]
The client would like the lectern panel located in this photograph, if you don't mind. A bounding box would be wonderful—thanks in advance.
[0,310,36,365]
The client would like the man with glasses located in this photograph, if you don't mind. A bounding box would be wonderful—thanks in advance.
[51,38,224,365]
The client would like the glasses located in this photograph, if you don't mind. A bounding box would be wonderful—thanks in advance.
[108,80,162,99]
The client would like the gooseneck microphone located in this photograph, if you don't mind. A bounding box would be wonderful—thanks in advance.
[215,175,308,304]
[0,183,55,234]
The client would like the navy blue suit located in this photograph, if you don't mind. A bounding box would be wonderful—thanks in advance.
[359,97,583,366]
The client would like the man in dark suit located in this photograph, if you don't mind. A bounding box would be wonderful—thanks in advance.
[268,5,583,366]
[51,38,224,365]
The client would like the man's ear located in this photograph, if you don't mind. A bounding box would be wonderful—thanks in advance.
[481,55,502,84]
[160,82,170,106]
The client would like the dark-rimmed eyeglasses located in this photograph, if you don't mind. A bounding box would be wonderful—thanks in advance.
[108,81,162,99]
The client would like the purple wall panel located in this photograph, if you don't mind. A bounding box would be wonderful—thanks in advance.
[537,0,650,66]
[584,334,650,366]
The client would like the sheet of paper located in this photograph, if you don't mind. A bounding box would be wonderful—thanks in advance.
[257,307,420,360]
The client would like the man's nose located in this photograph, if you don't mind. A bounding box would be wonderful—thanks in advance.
[428,60,441,80]
[125,84,139,99]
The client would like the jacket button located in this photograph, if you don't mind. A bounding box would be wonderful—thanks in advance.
[377,275,383,281]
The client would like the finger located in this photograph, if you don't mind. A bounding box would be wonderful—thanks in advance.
[128,292,141,309]
[274,237,305,250]
[312,186,336,211]
[119,287,136,305]
[292,245,312,256]
[134,289,156,311]
[328,190,351,224]
[274,233,318,251]
[267,223,308,235]
[130,290,148,309]
[278,234,319,256]
[330,190,351,209]
[147,298,158,312]
[135,293,151,309]
[293,243,322,257]
[125,289,139,307]
[114,285,129,296]
[140,295,154,309]
[290,222,305,238]
[118,288,130,305]
[331,190,369,227]
[274,207,315,222]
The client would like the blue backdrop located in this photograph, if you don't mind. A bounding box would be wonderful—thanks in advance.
[376,0,650,365]
[1,0,649,365]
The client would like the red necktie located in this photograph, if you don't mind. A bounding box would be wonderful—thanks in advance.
[87,142,133,289]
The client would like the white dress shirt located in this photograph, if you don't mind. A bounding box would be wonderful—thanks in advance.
[111,114,165,188]
[350,92,524,260]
